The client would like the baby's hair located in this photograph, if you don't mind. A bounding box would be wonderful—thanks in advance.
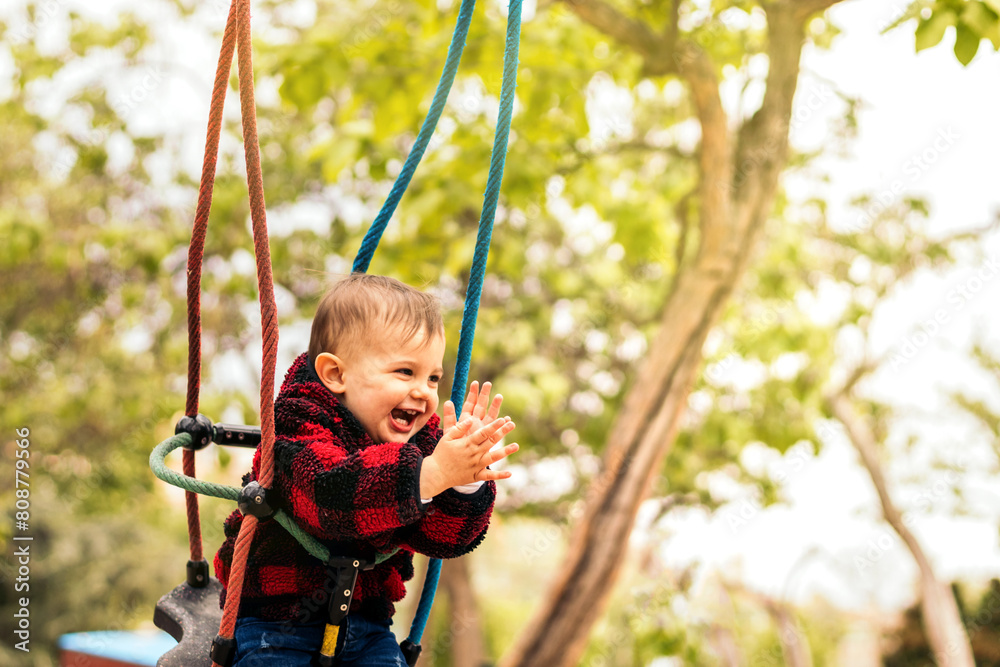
[309,273,443,361]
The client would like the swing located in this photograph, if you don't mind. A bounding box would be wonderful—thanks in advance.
[149,0,523,665]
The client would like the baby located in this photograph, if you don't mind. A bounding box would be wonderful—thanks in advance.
[214,273,518,666]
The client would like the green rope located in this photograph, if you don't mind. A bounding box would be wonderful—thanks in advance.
[152,435,239,500]
[151,434,397,566]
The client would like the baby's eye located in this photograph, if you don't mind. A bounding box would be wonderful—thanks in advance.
[396,368,414,376]
[429,375,441,384]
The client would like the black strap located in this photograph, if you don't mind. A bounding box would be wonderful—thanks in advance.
[325,556,372,626]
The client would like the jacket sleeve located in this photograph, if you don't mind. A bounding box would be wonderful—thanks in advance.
[391,420,497,558]
[395,481,497,559]
[272,421,428,543]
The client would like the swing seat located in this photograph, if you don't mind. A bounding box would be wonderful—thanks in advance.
[153,578,223,666]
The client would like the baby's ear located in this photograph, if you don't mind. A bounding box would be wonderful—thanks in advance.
[314,353,347,393]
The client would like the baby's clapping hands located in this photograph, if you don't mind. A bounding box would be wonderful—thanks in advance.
[419,381,519,498]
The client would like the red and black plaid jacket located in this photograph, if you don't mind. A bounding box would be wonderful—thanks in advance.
[213,352,496,623]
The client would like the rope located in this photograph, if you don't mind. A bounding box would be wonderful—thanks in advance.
[152,436,238,501]
[352,0,479,273]
[236,0,279,491]
[212,0,281,656]
[182,450,204,562]
[150,435,398,566]
[354,0,521,645]
[180,0,241,568]
[447,0,523,410]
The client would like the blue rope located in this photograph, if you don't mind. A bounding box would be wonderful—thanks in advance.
[352,0,479,274]
[408,557,443,645]
[446,0,522,410]
[406,0,523,648]
[348,0,523,650]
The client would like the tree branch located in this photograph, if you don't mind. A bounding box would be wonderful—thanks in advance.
[826,393,916,553]
[664,0,680,52]
[785,0,850,21]
[558,0,732,261]
[825,384,976,666]
[560,0,664,63]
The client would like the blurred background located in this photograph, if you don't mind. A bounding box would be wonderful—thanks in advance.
[2,0,1000,665]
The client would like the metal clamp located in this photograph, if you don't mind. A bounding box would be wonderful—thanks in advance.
[238,481,274,520]
[175,414,214,451]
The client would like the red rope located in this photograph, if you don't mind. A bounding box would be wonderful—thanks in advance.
[182,450,204,562]
[207,0,279,658]
[235,0,278,490]
[187,0,239,417]
[216,514,260,659]
[182,0,241,565]
[180,0,277,658]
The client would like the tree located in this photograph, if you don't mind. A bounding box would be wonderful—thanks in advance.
[498,1,842,663]
[497,0,1000,663]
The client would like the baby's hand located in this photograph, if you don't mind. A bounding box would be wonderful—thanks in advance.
[420,382,519,498]
[441,381,504,433]
[444,381,519,474]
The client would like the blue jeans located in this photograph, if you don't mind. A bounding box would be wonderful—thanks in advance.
[233,615,406,666]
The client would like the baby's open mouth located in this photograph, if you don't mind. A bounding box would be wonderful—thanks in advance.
[390,408,419,430]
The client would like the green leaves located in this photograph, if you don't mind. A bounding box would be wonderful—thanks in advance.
[911,0,1000,64]
[962,0,1000,45]
[915,7,957,51]
[954,21,983,63]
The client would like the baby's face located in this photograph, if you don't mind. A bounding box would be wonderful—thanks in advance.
[336,327,446,444]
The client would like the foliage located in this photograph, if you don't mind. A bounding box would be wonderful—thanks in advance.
[890,0,1000,65]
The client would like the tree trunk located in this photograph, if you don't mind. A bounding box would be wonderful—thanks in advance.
[500,2,843,665]
[829,395,974,667]
[440,557,487,667]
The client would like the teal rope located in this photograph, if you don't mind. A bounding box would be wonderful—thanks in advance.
[352,0,479,274]
[406,0,524,647]
[152,435,239,501]
[150,434,396,566]
[447,0,523,408]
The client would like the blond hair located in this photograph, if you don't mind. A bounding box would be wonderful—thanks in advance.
[309,274,443,360]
